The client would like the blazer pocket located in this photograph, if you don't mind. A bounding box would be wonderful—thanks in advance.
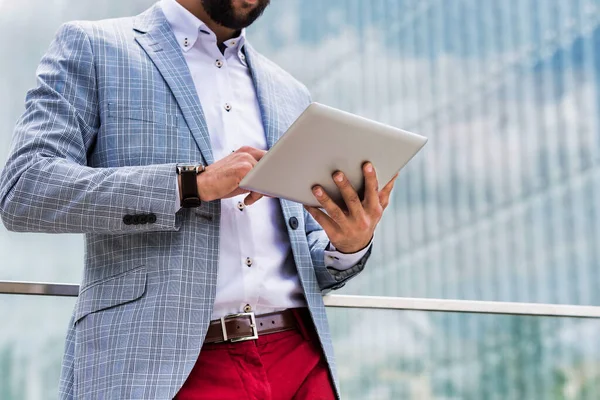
[107,103,179,128]
[73,266,147,326]
[102,103,183,165]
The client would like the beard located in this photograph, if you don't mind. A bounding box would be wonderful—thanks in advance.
[200,0,271,30]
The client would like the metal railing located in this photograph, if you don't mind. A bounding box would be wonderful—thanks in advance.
[2,280,600,318]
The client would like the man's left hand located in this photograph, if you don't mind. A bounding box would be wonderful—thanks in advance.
[304,162,398,254]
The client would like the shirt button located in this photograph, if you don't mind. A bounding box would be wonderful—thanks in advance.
[237,201,245,211]
[245,257,253,267]
[243,304,252,313]
[239,53,245,60]
[215,59,224,68]
[288,216,299,230]
[224,103,232,112]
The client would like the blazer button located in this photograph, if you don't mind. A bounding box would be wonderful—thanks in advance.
[123,215,133,225]
[138,214,148,224]
[131,215,141,225]
[148,213,157,224]
[288,216,299,230]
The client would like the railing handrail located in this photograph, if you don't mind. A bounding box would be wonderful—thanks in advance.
[0,280,79,297]
[2,280,600,318]
[324,294,600,318]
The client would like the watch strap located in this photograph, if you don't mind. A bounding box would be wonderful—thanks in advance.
[177,165,204,208]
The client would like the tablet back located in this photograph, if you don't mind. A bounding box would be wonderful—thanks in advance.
[239,102,428,208]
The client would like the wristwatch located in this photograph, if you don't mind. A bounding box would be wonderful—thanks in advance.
[176,164,205,208]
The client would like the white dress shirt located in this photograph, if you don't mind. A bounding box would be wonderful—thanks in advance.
[161,0,371,319]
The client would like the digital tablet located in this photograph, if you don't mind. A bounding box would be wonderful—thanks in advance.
[239,102,428,208]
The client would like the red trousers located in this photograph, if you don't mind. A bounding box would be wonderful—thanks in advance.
[175,309,336,400]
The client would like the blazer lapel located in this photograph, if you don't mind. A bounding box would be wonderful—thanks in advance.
[243,44,280,150]
[243,45,306,252]
[133,5,214,165]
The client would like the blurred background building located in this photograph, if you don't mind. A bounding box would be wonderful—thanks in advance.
[2,0,600,399]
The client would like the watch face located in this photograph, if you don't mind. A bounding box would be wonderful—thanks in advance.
[177,165,205,174]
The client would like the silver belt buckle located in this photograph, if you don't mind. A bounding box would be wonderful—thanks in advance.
[220,312,258,343]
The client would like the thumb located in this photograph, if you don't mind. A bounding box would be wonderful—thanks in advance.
[244,192,263,206]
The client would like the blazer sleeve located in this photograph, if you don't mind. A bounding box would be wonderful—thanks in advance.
[304,208,371,294]
[0,22,181,234]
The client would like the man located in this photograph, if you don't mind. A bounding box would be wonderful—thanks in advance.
[0,0,396,398]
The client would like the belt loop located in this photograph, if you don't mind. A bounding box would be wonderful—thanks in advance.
[291,308,311,341]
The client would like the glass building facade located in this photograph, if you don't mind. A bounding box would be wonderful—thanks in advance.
[2,0,600,398]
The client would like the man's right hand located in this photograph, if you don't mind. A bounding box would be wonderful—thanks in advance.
[196,146,267,205]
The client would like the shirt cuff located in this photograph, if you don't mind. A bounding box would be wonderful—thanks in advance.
[324,238,374,271]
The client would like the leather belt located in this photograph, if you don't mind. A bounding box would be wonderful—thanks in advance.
[204,309,298,344]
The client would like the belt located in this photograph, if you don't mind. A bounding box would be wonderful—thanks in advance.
[204,309,298,344]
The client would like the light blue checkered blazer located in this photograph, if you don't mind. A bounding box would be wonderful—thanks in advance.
[0,3,370,399]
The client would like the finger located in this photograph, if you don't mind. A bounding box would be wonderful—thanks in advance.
[332,171,363,217]
[378,173,399,209]
[244,191,263,206]
[305,205,339,233]
[235,157,257,181]
[238,152,259,168]
[312,185,347,226]
[236,146,267,161]
[362,162,379,209]
[380,173,398,195]
[222,187,249,199]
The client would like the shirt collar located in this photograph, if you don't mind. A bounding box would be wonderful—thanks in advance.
[161,0,246,53]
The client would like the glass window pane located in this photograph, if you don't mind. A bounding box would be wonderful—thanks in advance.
[327,308,600,400]
[0,295,75,400]
[4,297,599,400]
[252,0,600,304]
[0,1,157,282]
[2,1,600,302]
